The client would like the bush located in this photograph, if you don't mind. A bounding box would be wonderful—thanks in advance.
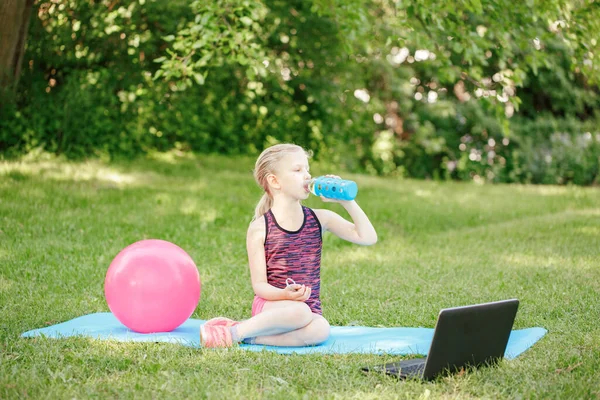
[2,0,600,187]
[507,117,600,185]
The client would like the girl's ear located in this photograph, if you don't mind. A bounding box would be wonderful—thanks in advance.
[266,173,281,191]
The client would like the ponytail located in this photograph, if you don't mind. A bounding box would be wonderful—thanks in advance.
[253,192,273,222]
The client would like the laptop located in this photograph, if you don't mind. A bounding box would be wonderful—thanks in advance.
[362,299,519,380]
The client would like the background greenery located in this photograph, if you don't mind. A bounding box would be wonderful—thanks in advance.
[1,0,600,185]
[1,154,599,398]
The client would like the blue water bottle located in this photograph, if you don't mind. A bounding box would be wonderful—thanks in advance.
[307,176,358,201]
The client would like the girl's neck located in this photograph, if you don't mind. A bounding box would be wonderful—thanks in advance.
[270,195,303,219]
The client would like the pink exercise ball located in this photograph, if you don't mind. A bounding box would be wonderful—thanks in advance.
[104,239,201,333]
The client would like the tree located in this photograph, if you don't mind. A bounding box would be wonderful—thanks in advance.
[2,0,599,184]
[0,0,34,94]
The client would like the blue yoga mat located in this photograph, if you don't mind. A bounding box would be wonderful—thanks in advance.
[21,313,546,358]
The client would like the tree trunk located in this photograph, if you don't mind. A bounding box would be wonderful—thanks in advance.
[0,0,34,93]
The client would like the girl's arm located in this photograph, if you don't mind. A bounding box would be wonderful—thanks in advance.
[315,200,377,245]
[246,217,311,301]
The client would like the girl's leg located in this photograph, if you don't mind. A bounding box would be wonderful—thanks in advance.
[235,300,330,346]
[201,300,330,348]
[235,300,313,338]
[252,313,330,347]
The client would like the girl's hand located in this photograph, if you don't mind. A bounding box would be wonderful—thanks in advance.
[320,195,350,204]
[284,284,311,301]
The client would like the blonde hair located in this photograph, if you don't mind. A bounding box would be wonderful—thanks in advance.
[252,143,308,221]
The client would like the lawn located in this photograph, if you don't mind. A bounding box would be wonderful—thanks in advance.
[1,153,599,399]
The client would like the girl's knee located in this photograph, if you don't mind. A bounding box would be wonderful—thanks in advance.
[284,302,313,327]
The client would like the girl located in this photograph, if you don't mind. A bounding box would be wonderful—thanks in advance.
[200,143,377,347]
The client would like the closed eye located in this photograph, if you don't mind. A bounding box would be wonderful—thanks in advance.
[293,165,310,173]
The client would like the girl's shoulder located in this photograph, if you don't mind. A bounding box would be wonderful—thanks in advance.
[247,215,267,240]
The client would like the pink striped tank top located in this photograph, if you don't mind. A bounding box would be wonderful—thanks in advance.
[264,206,323,314]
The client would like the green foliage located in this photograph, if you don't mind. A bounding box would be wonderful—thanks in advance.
[508,116,600,185]
[0,0,193,157]
[2,0,600,186]
[154,0,271,88]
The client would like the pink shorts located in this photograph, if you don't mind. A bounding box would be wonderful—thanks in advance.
[251,295,268,317]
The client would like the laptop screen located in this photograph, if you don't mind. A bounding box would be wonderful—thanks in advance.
[422,299,519,379]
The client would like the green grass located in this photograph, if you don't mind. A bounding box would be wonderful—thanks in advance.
[1,152,599,399]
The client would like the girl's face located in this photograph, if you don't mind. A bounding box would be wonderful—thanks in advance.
[273,151,311,200]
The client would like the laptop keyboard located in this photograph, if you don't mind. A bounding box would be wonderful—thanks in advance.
[363,358,427,378]
[398,362,425,376]
[380,359,426,377]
